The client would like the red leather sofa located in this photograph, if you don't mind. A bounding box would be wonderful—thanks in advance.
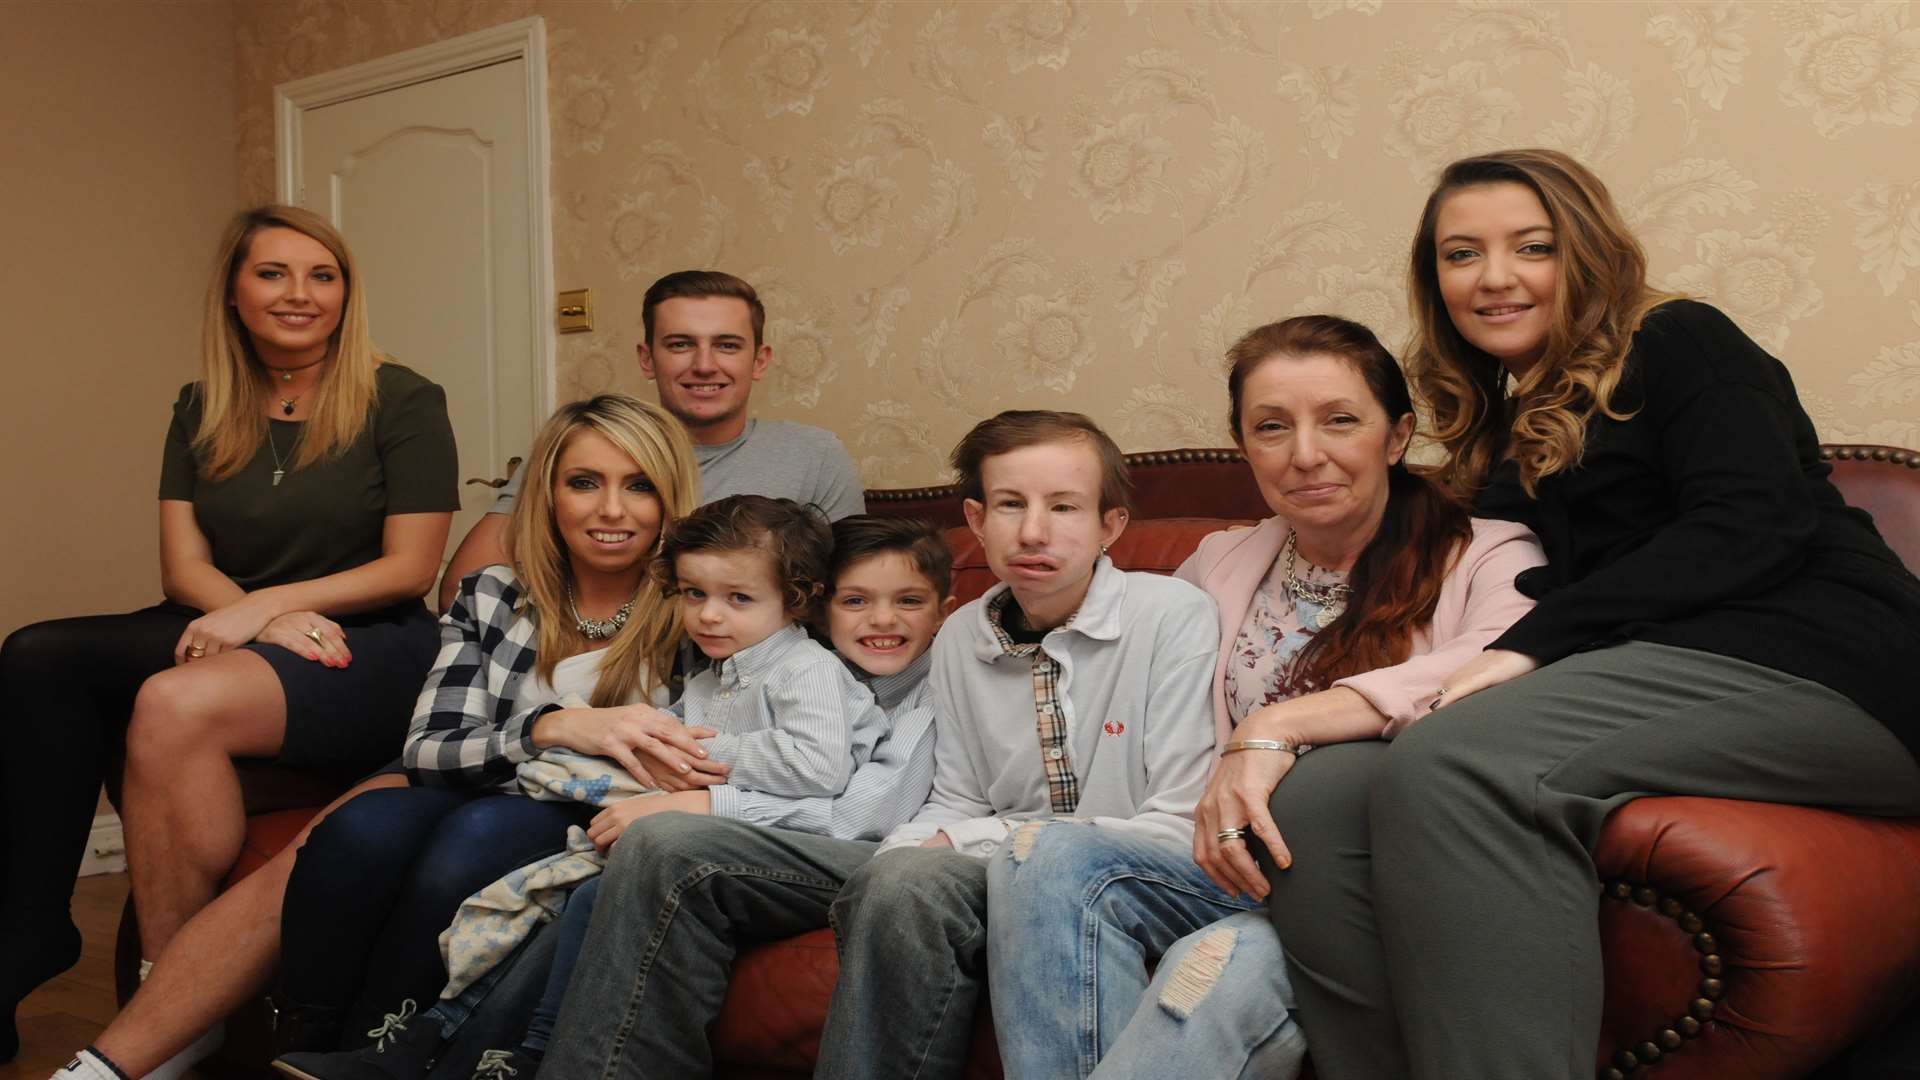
[123,445,1920,1079]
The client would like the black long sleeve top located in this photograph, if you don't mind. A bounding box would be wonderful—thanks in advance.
[1474,300,1920,757]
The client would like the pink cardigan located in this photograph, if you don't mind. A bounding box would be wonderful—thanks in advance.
[1173,515,1545,745]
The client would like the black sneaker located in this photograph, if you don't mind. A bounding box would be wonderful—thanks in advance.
[272,1000,439,1080]
[269,998,347,1057]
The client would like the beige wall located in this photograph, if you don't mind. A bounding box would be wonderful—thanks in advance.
[210,1,1889,488]
[233,0,1919,491]
[1,0,238,636]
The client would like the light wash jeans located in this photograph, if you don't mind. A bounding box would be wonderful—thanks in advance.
[1092,910,1306,1080]
[985,821,1305,1080]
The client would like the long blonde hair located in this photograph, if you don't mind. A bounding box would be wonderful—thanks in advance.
[504,395,699,706]
[1405,149,1676,497]
[192,205,382,482]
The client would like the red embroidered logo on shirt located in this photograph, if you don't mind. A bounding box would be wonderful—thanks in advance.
[1103,719,1125,736]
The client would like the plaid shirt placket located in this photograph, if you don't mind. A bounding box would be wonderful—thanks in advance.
[986,592,1080,814]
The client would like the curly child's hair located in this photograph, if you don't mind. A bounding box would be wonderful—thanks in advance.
[654,495,835,619]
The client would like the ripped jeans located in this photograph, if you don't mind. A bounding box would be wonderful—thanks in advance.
[986,821,1306,1080]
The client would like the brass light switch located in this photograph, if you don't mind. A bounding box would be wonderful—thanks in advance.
[557,289,593,333]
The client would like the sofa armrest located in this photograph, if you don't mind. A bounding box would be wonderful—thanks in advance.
[1594,796,1920,1079]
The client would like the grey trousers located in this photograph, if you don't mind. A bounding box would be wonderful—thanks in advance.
[1265,641,1920,1080]
[817,847,991,1080]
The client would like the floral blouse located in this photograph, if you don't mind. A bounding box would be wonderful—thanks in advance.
[1224,552,1349,726]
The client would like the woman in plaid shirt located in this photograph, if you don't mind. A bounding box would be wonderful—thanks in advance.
[272,394,710,1053]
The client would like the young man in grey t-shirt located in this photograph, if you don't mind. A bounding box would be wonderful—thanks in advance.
[439,270,864,610]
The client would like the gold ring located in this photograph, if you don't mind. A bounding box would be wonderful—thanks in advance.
[304,628,326,646]
[187,644,207,658]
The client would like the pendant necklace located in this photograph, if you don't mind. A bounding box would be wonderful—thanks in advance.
[1283,529,1352,630]
[266,414,306,488]
[265,422,295,487]
[567,581,634,640]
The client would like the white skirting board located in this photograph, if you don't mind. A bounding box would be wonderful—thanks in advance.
[81,813,126,876]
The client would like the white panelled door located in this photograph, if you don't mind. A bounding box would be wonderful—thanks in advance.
[291,49,547,568]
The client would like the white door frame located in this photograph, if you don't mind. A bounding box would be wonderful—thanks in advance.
[273,16,557,417]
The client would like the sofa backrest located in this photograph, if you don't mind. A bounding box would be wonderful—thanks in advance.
[866,448,1269,531]
[938,516,1254,607]
[1825,445,1920,573]
[866,444,1920,602]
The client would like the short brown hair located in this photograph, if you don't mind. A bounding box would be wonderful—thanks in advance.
[655,495,833,619]
[643,270,766,349]
[949,410,1132,515]
[830,516,955,600]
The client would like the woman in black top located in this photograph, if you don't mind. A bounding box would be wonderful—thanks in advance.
[0,206,457,1073]
[1248,150,1920,1079]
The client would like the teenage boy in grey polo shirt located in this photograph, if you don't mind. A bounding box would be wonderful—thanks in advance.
[439,270,863,610]
[813,410,1222,1080]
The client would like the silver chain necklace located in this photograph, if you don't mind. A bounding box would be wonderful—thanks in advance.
[567,581,634,640]
[1283,529,1351,629]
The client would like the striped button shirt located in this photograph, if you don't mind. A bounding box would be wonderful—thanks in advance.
[693,622,889,818]
[727,649,937,840]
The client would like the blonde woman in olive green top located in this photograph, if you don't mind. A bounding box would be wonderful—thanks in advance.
[0,206,456,1079]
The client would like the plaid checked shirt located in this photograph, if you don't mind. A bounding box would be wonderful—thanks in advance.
[984,590,1080,814]
[403,565,586,789]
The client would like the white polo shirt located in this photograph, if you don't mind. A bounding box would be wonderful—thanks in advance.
[880,557,1220,858]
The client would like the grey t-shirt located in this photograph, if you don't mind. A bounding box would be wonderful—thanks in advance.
[492,417,865,521]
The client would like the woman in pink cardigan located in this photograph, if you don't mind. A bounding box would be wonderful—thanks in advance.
[1054,314,1544,1079]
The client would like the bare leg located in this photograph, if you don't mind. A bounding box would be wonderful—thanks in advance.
[94,773,408,1075]
[122,651,287,953]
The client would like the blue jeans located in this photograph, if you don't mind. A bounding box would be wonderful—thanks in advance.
[411,874,596,1059]
[1091,909,1306,1080]
[536,813,878,1080]
[280,786,587,1041]
[985,821,1286,1080]
[520,875,597,1055]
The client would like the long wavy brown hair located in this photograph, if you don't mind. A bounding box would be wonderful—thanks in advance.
[1226,315,1473,694]
[1404,149,1676,497]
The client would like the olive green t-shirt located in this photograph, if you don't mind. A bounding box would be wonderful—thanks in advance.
[157,363,459,592]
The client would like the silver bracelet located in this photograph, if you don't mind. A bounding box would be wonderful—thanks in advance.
[1220,738,1298,757]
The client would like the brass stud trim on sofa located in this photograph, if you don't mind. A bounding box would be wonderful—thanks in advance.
[1819,444,1919,468]
[1599,879,1724,1078]
[870,444,1910,501]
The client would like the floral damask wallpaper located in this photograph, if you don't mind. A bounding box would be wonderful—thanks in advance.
[235,0,1920,487]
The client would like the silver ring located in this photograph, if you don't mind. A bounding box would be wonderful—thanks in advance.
[1216,827,1247,844]
[304,627,327,646]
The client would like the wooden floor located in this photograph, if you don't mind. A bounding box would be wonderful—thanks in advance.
[0,872,198,1080]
